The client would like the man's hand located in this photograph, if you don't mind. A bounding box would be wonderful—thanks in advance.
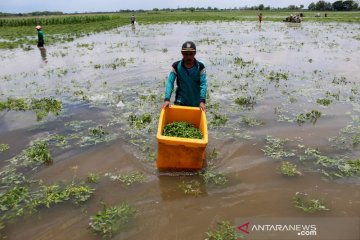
[199,102,206,112]
[162,100,171,109]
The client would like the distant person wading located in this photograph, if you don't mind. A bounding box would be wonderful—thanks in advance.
[258,13,263,24]
[131,15,135,25]
[36,25,45,48]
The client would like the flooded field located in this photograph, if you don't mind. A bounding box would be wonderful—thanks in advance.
[1,21,360,239]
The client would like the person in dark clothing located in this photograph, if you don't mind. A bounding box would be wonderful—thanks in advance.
[131,15,135,25]
[36,25,45,48]
[162,41,207,112]
[258,13,263,24]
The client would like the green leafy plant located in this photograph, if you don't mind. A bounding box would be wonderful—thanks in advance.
[89,203,136,239]
[163,121,203,139]
[25,141,52,165]
[205,221,240,240]
[0,98,29,111]
[86,173,100,183]
[30,98,62,121]
[0,186,30,215]
[278,161,302,177]
[316,98,332,106]
[296,110,322,125]
[293,192,329,213]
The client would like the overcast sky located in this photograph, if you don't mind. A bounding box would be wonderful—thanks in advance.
[0,0,339,13]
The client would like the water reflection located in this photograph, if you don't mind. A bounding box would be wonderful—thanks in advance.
[38,47,47,63]
[131,24,136,33]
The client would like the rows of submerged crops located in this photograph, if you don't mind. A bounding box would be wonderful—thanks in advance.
[0,15,113,27]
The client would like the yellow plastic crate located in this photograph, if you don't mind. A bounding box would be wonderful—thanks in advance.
[156,105,208,170]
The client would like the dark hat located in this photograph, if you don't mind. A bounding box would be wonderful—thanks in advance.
[181,41,196,52]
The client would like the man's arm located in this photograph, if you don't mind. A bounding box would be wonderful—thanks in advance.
[162,68,176,108]
[199,66,207,111]
[199,67,207,103]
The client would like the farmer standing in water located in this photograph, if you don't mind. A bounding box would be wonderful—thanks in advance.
[258,13,263,24]
[162,41,207,112]
[131,15,135,25]
[36,25,45,48]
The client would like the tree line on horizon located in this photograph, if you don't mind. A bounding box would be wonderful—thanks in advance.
[0,1,359,18]
[308,0,359,11]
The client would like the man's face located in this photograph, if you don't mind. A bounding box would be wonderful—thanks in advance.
[182,51,196,65]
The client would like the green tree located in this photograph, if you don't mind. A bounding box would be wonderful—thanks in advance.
[332,0,344,10]
[343,0,358,10]
[259,4,264,10]
[308,2,316,10]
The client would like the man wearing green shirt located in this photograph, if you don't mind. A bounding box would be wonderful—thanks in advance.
[162,41,207,112]
[36,25,45,48]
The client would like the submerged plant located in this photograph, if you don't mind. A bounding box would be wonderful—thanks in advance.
[0,181,94,224]
[210,113,228,127]
[205,221,240,240]
[106,171,145,186]
[178,180,202,196]
[240,116,264,127]
[127,113,152,129]
[234,96,256,108]
[293,192,329,213]
[163,121,203,139]
[262,136,295,160]
[200,168,228,185]
[0,144,10,153]
[89,125,108,137]
[278,161,302,177]
[233,57,251,68]
[0,97,62,121]
[89,203,136,239]
[206,148,219,161]
[266,71,289,86]
[302,148,360,177]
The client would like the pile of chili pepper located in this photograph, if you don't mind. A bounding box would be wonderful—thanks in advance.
[163,121,203,139]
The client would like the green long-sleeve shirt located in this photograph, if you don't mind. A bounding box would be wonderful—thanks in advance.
[37,30,45,42]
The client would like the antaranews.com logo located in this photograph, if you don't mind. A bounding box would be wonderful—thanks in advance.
[238,221,317,236]
[234,217,359,240]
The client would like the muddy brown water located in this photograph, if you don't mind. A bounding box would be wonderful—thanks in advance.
[1,21,360,239]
